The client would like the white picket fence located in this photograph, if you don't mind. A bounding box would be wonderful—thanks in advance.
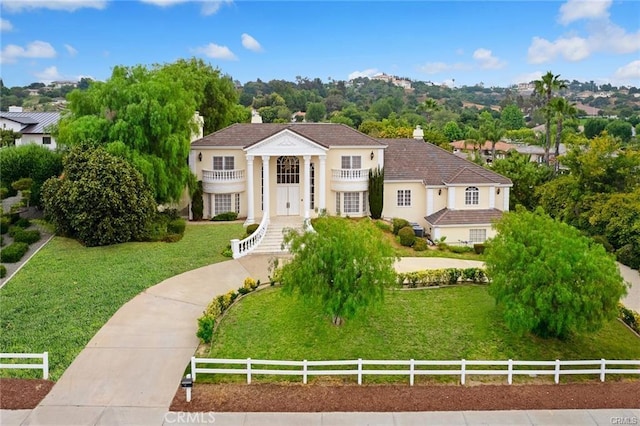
[190,357,640,385]
[0,352,49,379]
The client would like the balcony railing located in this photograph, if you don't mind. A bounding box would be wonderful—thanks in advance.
[331,168,369,181]
[202,169,245,182]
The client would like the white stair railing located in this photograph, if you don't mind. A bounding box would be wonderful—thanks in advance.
[231,215,269,259]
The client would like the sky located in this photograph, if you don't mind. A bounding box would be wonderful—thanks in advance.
[1,0,639,88]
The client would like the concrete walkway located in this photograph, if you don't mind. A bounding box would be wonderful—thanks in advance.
[2,255,638,425]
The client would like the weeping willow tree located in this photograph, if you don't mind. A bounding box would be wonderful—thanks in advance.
[280,216,398,325]
[56,58,238,203]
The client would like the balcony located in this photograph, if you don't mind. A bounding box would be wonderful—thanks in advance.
[202,169,246,193]
[330,168,369,192]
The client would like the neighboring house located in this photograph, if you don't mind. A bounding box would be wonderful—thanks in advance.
[190,121,512,245]
[0,107,60,150]
[450,140,515,163]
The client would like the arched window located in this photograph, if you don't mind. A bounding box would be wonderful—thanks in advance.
[277,156,300,184]
[465,187,479,205]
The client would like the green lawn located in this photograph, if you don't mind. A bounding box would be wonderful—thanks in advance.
[206,286,640,383]
[0,223,243,380]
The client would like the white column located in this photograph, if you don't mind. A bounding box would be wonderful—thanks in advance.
[245,155,255,224]
[426,188,434,216]
[303,155,311,219]
[503,187,510,211]
[208,193,213,219]
[448,187,456,210]
[489,186,496,209]
[262,155,270,218]
[318,155,326,213]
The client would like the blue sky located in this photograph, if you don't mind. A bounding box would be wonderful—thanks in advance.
[1,0,639,88]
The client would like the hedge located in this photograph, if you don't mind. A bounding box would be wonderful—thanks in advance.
[13,229,41,245]
[397,267,488,288]
[0,242,29,263]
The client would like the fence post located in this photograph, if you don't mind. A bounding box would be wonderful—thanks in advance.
[554,359,560,384]
[303,359,308,385]
[600,358,606,382]
[507,359,513,385]
[191,357,196,382]
[357,359,362,385]
[460,359,466,385]
[247,358,252,384]
[42,352,49,380]
[231,239,240,259]
[409,359,414,386]
[186,373,192,402]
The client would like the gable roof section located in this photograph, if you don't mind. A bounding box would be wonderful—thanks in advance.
[426,208,504,226]
[0,112,60,134]
[192,123,386,148]
[384,138,511,186]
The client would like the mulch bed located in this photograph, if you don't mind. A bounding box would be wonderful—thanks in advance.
[170,380,640,412]
[0,378,55,409]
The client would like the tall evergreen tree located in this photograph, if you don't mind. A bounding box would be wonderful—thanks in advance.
[368,166,384,219]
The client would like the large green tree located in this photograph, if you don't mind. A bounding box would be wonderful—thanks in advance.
[549,97,577,173]
[486,207,627,339]
[41,145,157,247]
[57,58,238,203]
[280,216,397,325]
[500,104,525,130]
[533,71,567,165]
[490,152,552,210]
[305,102,327,122]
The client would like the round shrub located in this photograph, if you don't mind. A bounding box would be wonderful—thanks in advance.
[13,229,41,245]
[167,218,186,235]
[0,264,6,278]
[473,243,486,254]
[13,218,31,229]
[212,211,238,221]
[392,218,410,235]
[0,217,9,235]
[246,223,259,235]
[0,242,29,263]
[0,187,8,200]
[413,238,428,251]
[398,226,416,247]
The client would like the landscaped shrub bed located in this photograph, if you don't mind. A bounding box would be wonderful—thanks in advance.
[398,226,416,247]
[0,217,9,235]
[12,229,41,245]
[397,267,488,288]
[212,212,238,221]
[618,304,640,335]
[0,264,6,278]
[0,242,29,263]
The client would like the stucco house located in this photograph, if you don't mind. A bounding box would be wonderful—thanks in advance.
[190,121,512,257]
[0,107,60,150]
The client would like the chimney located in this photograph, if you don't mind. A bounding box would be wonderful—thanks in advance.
[9,106,23,112]
[413,125,424,140]
[251,109,263,124]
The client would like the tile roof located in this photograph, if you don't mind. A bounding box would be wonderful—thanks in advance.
[426,208,504,226]
[191,123,387,148]
[383,138,512,185]
[0,112,60,134]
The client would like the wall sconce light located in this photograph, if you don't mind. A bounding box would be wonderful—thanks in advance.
[198,152,202,162]
[370,151,374,161]
[438,189,442,196]
[497,188,501,194]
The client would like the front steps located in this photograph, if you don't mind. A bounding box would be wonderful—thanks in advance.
[251,216,305,254]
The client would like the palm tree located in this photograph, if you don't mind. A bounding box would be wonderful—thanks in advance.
[416,98,441,123]
[549,97,577,173]
[479,112,505,163]
[533,71,567,165]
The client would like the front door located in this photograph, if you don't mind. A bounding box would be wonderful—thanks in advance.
[276,156,301,216]
[277,185,300,216]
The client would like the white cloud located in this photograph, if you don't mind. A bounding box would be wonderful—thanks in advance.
[0,40,56,64]
[1,0,108,12]
[138,0,232,15]
[614,60,640,81]
[511,71,544,85]
[347,69,379,80]
[417,62,471,74]
[241,33,263,52]
[1,18,13,32]
[558,0,611,25]
[192,43,237,60]
[34,66,64,83]
[587,21,640,54]
[472,48,506,69]
[527,35,591,64]
[65,44,78,57]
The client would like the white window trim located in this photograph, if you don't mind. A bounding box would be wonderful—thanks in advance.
[397,189,412,207]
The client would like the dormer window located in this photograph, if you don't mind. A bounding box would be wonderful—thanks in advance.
[465,187,479,205]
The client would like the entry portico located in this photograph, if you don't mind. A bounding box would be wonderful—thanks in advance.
[244,129,328,223]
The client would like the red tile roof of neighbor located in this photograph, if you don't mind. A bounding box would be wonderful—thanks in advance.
[450,140,516,152]
[383,138,512,185]
[426,208,505,226]
[191,123,387,148]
